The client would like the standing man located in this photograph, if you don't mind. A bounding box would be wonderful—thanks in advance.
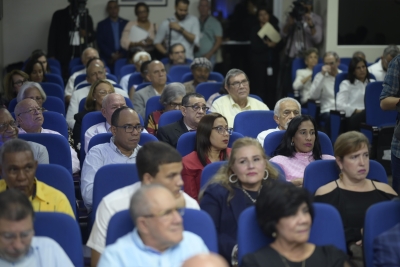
[154,0,200,60]
[195,0,222,65]
[97,1,128,71]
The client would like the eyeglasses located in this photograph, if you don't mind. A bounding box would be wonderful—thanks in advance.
[282,110,300,117]
[96,90,112,97]
[142,208,185,221]
[0,229,34,244]
[13,79,27,87]
[114,125,144,133]
[184,105,209,112]
[212,126,233,135]
[17,107,44,116]
[0,120,17,132]
[230,80,249,88]
[26,96,44,102]
[169,102,182,108]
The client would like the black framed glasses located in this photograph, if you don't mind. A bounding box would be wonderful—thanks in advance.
[184,105,209,112]
[115,125,144,133]
[17,107,44,117]
[212,126,233,135]
[229,80,249,88]
[0,120,17,132]
[13,79,27,87]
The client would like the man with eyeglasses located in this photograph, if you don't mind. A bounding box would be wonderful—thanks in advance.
[81,107,142,210]
[158,93,207,148]
[211,68,269,127]
[97,184,206,266]
[15,99,80,174]
[368,45,400,82]
[87,141,199,267]
[0,108,49,164]
[257,97,301,147]
[0,189,74,266]
[165,43,189,73]
[66,58,128,129]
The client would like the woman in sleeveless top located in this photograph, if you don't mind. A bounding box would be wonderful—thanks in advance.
[315,131,397,263]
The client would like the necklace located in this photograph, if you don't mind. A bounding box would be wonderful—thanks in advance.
[241,186,262,203]
[279,254,305,267]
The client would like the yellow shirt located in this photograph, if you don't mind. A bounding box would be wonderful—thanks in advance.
[0,178,75,218]
[210,95,269,127]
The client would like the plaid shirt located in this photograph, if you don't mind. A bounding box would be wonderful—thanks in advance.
[380,55,400,158]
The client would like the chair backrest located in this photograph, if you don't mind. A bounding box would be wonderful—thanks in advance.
[237,203,347,264]
[168,65,191,82]
[365,81,397,126]
[74,74,87,88]
[196,82,223,101]
[340,57,352,67]
[233,110,276,138]
[127,72,144,92]
[145,96,164,124]
[264,130,333,157]
[181,72,225,83]
[44,73,64,88]
[47,58,61,71]
[136,82,151,91]
[291,58,307,82]
[177,131,244,157]
[40,82,64,102]
[114,58,128,79]
[334,72,348,102]
[88,132,158,152]
[42,111,69,139]
[312,63,349,80]
[69,57,82,73]
[160,57,193,65]
[106,209,218,252]
[158,110,182,127]
[91,164,139,227]
[303,159,388,195]
[49,65,62,76]
[34,212,83,267]
[36,164,76,218]
[363,200,400,267]
[106,73,118,83]
[71,65,85,76]
[120,64,136,80]
[78,96,134,113]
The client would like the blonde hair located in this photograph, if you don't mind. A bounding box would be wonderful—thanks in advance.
[85,80,115,111]
[334,131,369,160]
[199,137,279,203]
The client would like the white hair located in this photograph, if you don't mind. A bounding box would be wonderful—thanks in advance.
[134,52,152,64]
[273,97,301,116]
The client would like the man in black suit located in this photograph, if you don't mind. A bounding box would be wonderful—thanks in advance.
[157,93,207,148]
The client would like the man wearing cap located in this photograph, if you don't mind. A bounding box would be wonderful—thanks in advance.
[183,57,215,93]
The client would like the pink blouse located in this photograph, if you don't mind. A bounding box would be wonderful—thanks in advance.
[270,151,335,181]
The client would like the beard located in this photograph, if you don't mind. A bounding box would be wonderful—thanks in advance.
[175,12,186,21]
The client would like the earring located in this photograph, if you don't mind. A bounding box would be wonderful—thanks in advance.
[229,174,238,183]
[263,170,269,180]
[291,141,294,146]
[272,232,277,238]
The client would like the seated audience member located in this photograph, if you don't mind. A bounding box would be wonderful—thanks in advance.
[84,93,126,153]
[352,51,366,61]
[241,180,350,267]
[120,50,151,93]
[257,97,301,146]
[200,137,279,265]
[128,60,152,100]
[66,58,128,129]
[0,139,75,217]
[0,189,74,266]
[87,141,199,266]
[16,82,46,108]
[30,49,51,73]
[81,107,142,210]
[183,57,213,93]
[0,108,49,163]
[15,99,80,174]
[24,60,46,83]
[147,82,186,136]
[65,47,99,103]
[270,115,334,186]
[165,43,190,73]
[73,80,116,151]
[315,131,397,259]
[337,57,374,131]
[182,254,229,267]
[292,48,319,104]
[373,220,400,267]
[120,2,156,52]
[157,93,207,148]
[211,68,269,128]
[182,113,232,200]
[2,70,28,107]
[368,45,400,81]
[97,184,208,266]
[309,51,342,126]
[133,60,167,119]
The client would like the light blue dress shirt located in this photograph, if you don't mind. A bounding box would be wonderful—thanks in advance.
[98,229,209,267]
[0,236,73,267]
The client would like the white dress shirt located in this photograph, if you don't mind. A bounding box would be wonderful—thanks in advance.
[368,59,386,81]
[84,122,111,153]
[64,68,86,97]
[309,70,342,114]
[293,68,313,104]
[336,79,374,117]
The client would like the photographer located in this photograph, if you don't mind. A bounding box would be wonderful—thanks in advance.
[47,0,95,79]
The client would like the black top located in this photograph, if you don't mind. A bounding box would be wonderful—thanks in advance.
[242,245,348,267]
[314,180,396,243]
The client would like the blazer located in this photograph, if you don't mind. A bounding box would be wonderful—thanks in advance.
[373,223,400,267]
[157,118,188,148]
[96,17,128,63]
[132,85,157,119]
[200,183,255,264]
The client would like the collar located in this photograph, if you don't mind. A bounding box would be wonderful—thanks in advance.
[184,122,195,131]
[109,136,140,158]
[132,228,176,255]
[17,127,42,134]
[294,151,313,159]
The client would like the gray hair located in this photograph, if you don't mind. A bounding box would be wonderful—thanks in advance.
[273,97,301,116]
[323,51,340,62]
[190,57,212,71]
[101,93,125,108]
[16,82,47,103]
[0,139,33,164]
[383,45,400,58]
[160,83,186,106]
[129,184,169,223]
[224,68,249,88]
[352,51,366,59]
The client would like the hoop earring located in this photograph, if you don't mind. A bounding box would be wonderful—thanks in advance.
[229,174,238,183]
[272,232,277,238]
[263,170,269,180]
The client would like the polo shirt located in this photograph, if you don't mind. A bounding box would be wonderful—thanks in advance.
[195,16,222,58]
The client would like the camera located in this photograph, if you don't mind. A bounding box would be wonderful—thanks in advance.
[289,1,307,22]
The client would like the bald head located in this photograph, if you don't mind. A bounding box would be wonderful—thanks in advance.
[15,99,44,133]
[101,93,127,124]
[86,59,106,84]
[81,48,99,66]
[146,60,167,87]
[182,254,229,267]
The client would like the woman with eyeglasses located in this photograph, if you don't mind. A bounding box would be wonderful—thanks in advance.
[147,82,185,136]
[24,60,46,83]
[2,70,29,107]
[17,82,47,108]
[182,113,232,200]
[199,137,279,266]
